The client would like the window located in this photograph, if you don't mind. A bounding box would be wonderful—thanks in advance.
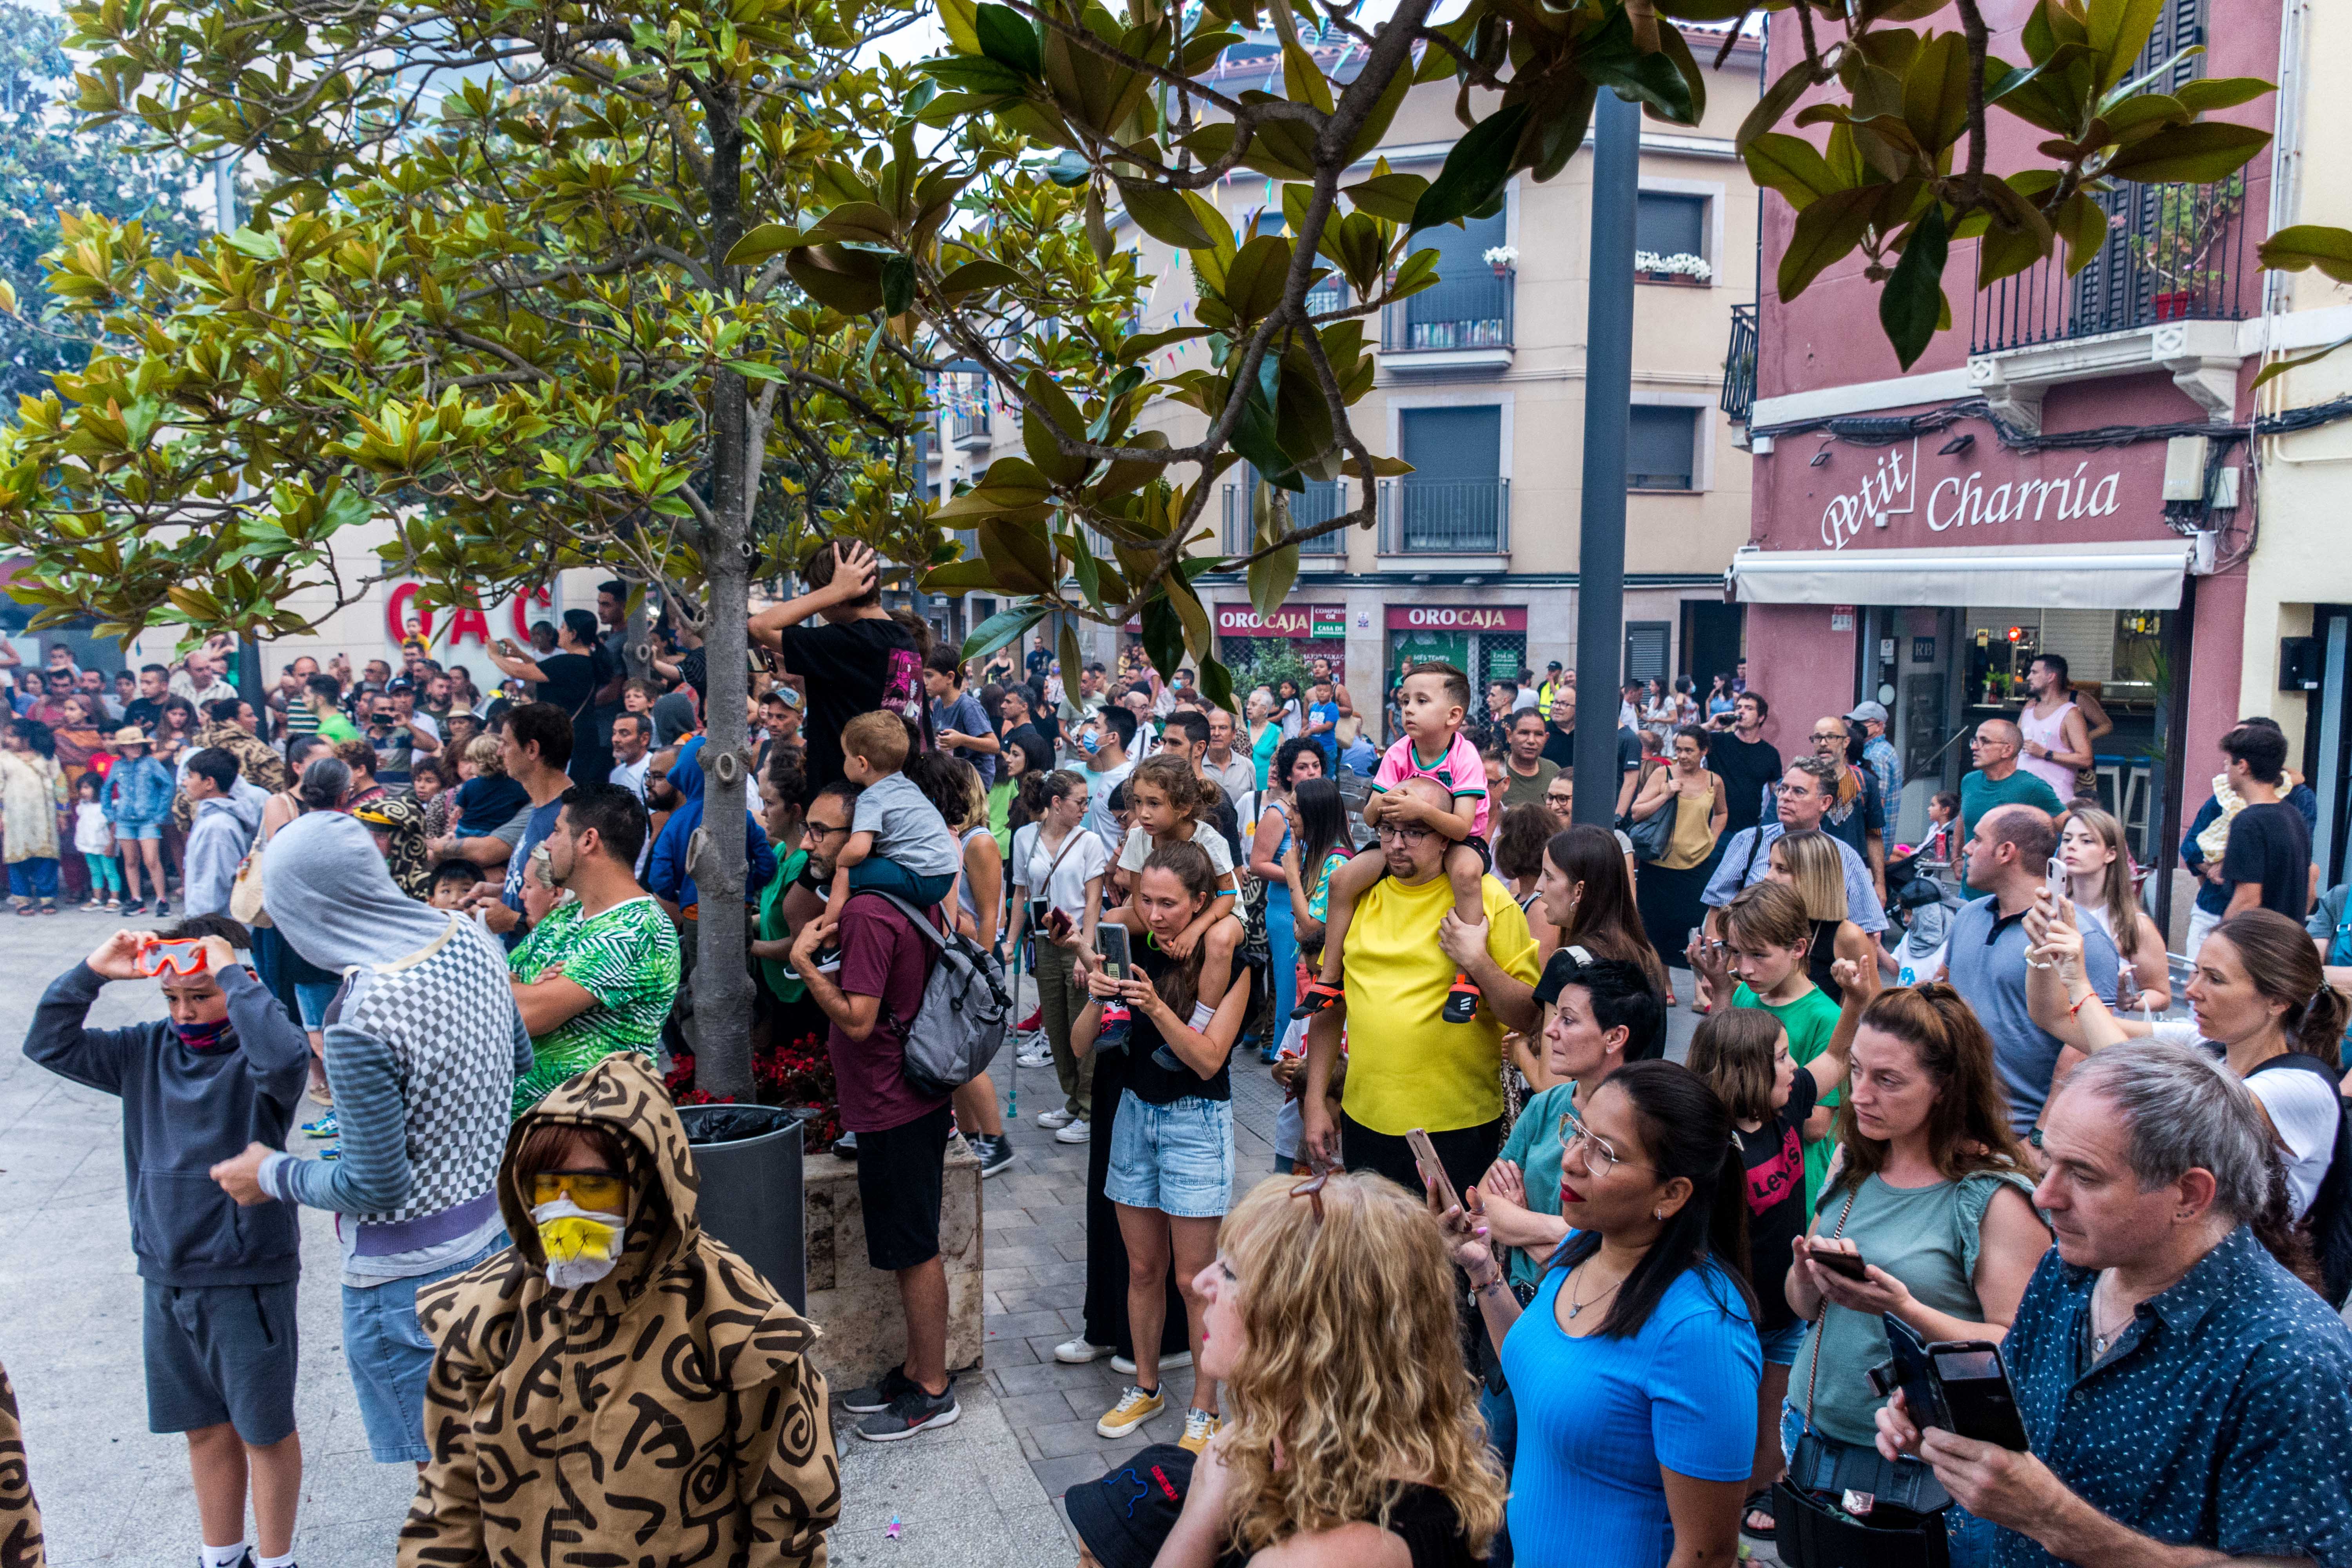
[1635,193,1706,263]
[1627,406,1698,491]
[1402,208,1511,349]
[1396,407,1505,551]
[1625,622,1670,684]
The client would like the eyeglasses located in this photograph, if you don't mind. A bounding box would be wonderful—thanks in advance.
[1374,824,1433,844]
[1809,730,1847,743]
[1557,1106,1650,1179]
[801,822,851,842]
[530,1170,628,1211]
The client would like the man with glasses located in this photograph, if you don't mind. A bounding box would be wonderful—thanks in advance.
[1959,718,2062,879]
[1702,757,1889,935]
[1301,777,1543,1205]
[1790,715,1887,904]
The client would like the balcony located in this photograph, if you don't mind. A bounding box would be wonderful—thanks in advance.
[1220,482,1350,559]
[1379,270,1514,376]
[1967,180,2252,434]
[949,403,993,450]
[1377,477,1510,563]
[1721,301,1757,426]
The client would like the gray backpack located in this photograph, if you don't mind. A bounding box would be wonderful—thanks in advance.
[873,891,1013,1097]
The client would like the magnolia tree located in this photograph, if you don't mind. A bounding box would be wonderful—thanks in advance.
[740,0,2287,690]
[0,0,1122,1097]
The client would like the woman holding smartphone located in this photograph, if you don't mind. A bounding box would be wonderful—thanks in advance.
[1071,840,1249,1455]
[1003,769,1107,1143]
[1777,986,2048,1567]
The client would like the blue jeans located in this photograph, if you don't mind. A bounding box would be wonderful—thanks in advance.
[847,856,955,908]
[1479,1381,1517,1568]
[1780,1402,1996,1568]
[7,858,58,900]
[343,1236,506,1463]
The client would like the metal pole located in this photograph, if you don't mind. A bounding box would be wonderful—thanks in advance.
[1573,90,1638,828]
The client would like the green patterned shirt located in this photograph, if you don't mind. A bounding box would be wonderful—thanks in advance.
[508,895,681,1115]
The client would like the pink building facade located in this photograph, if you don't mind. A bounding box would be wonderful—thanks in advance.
[1735,0,2278,926]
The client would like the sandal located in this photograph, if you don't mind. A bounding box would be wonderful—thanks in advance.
[1739,1489,1776,1543]
[1290,980,1345,1019]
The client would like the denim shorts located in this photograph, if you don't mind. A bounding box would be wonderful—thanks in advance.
[1105,1090,1233,1218]
[1759,1318,1809,1367]
[294,980,342,1030]
[116,818,164,842]
[342,1236,506,1463]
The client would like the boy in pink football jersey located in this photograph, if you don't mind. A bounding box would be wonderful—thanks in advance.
[1295,661,1490,1024]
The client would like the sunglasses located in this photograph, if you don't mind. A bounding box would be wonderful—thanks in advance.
[530,1170,628,1210]
[1290,1169,1331,1224]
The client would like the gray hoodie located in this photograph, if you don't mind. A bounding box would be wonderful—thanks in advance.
[182,776,269,917]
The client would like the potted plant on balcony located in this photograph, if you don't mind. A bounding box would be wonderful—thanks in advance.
[2136,175,2243,321]
[1483,244,1519,279]
[1635,250,1713,286]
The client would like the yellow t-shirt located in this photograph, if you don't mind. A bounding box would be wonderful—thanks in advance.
[1338,871,1542,1135]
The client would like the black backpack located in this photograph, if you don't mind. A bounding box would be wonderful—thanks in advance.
[2246,1053,2352,1308]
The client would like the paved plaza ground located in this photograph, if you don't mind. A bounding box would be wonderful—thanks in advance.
[0,910,1751,1567]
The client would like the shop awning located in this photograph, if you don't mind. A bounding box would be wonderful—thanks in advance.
[1727,540,2193,610]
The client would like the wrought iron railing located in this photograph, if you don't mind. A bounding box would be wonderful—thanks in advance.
[1381,269,1514,352]
[1377,477,1510,554]
[1970,178,2251,354]
[949,403,992,447]
[1221,482,1348,556]
[1721,301,1757,423]
[1305,278,1348,318]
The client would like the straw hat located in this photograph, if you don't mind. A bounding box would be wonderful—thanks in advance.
[107,726,151,750]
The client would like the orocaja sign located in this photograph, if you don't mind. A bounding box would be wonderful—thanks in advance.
[1216,604,1348,639]
[1385,605,1528,632]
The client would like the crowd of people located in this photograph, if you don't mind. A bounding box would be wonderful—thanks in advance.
[6,579,2352,1568]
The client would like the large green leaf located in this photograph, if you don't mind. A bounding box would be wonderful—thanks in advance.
[1410,104,1531,234]
[1140,590,1184,679]
[724,223,806,266]
[2103,121,2272,183]
[962,604,1048,661]
[1579,11,1699,125]
[1118,179,1220,248]
[2260,225,2352,284]
[1743,132,1841,209]
[2173,77,2273,114]
[1739,58,1820,154]
[1247,535,1299,620]
[1777,186,1883,300]
[972,3,1042,78]
[1880,203,1950,370]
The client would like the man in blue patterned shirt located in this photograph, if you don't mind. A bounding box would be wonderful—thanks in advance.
[1877,1044,2352,1568]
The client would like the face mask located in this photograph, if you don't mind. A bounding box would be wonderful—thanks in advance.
[532,1196,625,1289]
[172,1016,238,1055]
[1079,731,1101,756]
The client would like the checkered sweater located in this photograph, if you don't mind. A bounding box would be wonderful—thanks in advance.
[266,917,532,1232]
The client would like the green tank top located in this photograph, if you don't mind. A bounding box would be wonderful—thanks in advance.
[1788,1169,2037,1447]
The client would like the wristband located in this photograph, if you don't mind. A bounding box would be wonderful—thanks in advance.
[2068,991,2096,1017]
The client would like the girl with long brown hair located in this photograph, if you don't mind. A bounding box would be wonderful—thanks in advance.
[1778,985,2049,1563]
[2054,804,2169,1011]
[1150,1172,1506,1567]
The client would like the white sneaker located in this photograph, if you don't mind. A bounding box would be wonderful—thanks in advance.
[1111,1350,1192,1375]
[1054,1336,1114,1365]
[1016,1047,1055,1067]
[1054,1117,1091,1145]
[1035,1108,1075,1130]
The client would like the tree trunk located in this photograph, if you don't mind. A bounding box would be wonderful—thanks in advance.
[693,84,757,1103]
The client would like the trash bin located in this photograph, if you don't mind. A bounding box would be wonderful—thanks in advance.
[678,1103,808,1312]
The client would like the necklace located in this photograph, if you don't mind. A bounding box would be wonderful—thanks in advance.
[2089,1276,2134,1359]
[1564,1258,1630,1320]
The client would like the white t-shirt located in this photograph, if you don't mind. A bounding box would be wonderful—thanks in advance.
[2149,1021,2339,1218]
[1011,822,1110,918]
[1116,818,1237,880]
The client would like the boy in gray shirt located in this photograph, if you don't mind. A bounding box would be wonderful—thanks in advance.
[830,709,962,913]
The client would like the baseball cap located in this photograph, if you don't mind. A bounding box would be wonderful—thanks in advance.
[1065,1445,1194,1568]
[1846,701,1889,724]
[768,685,803,710]
[1547,660,1563,671]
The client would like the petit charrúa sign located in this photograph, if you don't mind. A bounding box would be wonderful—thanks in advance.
[1818,437,2126,551]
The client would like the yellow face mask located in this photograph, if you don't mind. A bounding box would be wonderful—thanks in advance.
[530,1180,627,1289]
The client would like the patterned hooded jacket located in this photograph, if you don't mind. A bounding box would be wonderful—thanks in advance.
[170,719,289,831]
[400,1053,838,1568]
[0,1356,42,1568]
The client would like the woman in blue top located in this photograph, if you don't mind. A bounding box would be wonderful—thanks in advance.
[1246,738,1324,1066]
[1442,1059,1760,1568]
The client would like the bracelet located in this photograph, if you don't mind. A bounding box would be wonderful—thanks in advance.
[2067,992,2096,1017]
[1471,1276,1509,1298]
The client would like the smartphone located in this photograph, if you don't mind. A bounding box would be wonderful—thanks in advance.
[1095,923,1132,981]
[136,937,209,978]
[1404,1128,1461,1214]
[2046,855,2068,911]
[1812,1245,1871,1282]
[1046,907,1073,941]
[1883,1315,2031,1450]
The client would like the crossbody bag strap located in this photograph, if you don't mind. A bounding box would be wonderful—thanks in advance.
[1805,1185,1864,1424]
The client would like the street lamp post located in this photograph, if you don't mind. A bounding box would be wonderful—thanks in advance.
[1573,90,1638,828]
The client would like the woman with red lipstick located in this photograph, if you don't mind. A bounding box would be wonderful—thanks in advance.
[1780,986,2048,1568]
[1441,1059,1760,1568]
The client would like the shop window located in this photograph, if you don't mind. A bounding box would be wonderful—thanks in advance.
[1628,407,1698,491]
[1635,193,1706,265]
[1625,622,1670,684]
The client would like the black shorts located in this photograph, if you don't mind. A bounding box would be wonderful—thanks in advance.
[143,1279,299,1444]
[856,1104,955,1272]
[1338,1110,1501,1210]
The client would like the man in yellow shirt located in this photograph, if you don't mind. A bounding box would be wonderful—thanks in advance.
[1301,776,1543,1201]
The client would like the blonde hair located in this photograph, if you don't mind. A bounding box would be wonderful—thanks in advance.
[464,735,505,777]
[1773,829,1848,923]
[842,710,909,773]
[1217,1173,1506,1559]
